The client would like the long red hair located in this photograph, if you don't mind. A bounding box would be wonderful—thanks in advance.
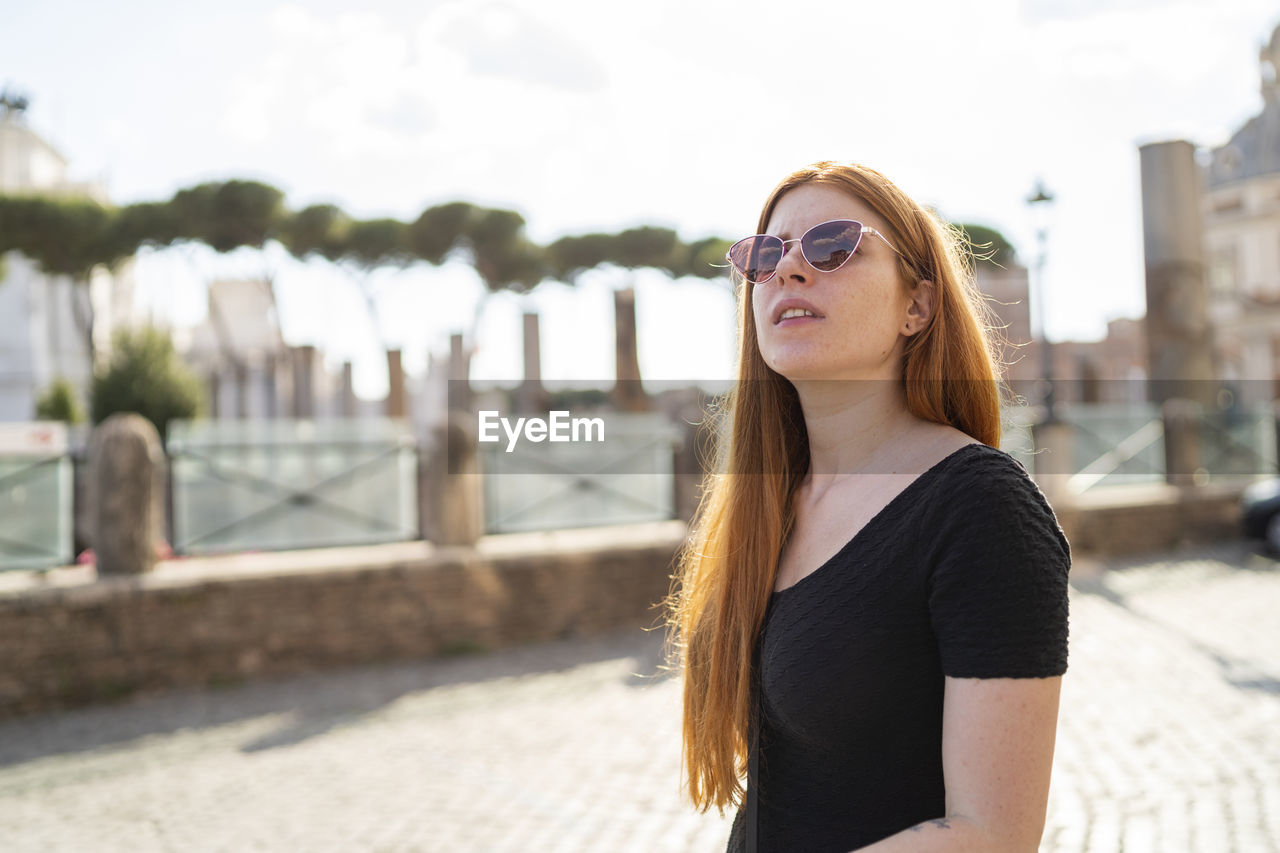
[664,161,1006,812]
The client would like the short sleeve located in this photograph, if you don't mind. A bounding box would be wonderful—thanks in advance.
[927,450,1071,679]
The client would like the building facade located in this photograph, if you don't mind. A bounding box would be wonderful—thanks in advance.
[975,259,1145,406]
[1203,22,1280,405]
[0,106,139,422]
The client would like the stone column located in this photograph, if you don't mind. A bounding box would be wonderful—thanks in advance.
[1138,140,1217,407]
[517,312,547,413]
[88,414,165,574]
[1163,398,1205,487]
[233,362,249,420]
[264,354,278,419]
[292,345,315,419]
[387,349,406,418]
[341,362,357,418]
[208,369,221,420]
[611,287,649,412]
[448,333,472,413]
[433,336,481,543]
[673,402,709,523]
[424,410,484,545]
[1080,357,1101,405]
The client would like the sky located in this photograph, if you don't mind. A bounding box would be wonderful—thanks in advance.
[4,0,1280,397]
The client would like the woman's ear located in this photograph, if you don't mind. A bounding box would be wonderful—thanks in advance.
[903,279,935,336]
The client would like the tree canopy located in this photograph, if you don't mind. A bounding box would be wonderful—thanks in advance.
[0,179,1016,290]
[90,326,202,440]
[0,181,733,291]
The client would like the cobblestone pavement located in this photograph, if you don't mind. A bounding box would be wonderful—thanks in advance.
[1,542,1278,852]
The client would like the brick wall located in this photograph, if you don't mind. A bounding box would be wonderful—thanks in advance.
[0,522,687,718]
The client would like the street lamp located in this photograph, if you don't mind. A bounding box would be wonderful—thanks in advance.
[1027,179,1056,422]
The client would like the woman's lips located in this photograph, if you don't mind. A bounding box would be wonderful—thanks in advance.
[776,313,821,327]
[773,298,824,325]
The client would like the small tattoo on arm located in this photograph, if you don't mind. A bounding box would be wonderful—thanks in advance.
[907,818,953,832]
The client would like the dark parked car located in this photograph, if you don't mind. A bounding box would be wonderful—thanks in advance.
[1242,478,1280,552]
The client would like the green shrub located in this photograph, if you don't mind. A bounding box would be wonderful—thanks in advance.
[91,325,203,440]
[34,376,84,423]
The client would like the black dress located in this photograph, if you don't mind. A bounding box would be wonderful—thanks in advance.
[725,443,1071,852]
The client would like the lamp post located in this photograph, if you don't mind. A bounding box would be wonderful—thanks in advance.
[1027,179,1056,422]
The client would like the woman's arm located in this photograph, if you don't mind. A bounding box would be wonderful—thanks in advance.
[850,675,1063,853]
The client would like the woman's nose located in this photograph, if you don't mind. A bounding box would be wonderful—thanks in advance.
[772,240,809,285]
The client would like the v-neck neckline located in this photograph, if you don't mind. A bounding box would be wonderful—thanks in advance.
[770,442,986,598]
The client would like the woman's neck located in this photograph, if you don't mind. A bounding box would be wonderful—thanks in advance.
[792,377,920,484]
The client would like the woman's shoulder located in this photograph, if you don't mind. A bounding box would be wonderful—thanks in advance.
[933,439,1038,493]
[927,440,1069,550]
[927,441,1072,679]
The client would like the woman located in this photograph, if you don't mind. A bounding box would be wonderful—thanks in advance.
[666,161,1070,852]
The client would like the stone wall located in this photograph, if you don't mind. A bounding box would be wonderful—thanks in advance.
[0,521,686,718]
[1,487,1255,720]
[1056,483,1244,556]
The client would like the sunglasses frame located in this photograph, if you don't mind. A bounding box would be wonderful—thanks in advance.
[726,219,902,285]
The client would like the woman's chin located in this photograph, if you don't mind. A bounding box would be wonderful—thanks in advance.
[765,358,836,383]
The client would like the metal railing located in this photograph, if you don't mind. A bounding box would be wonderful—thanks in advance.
[169,419,418,555]
[1044,402,1278,495]
[0,423,74,571]
[479,413,680,534]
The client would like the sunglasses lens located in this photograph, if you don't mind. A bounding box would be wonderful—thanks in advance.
[802,220,863,271]
[728,235,783,283]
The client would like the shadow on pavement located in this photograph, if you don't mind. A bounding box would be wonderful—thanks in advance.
[0,623,676,768]
[1069,539,1280,699]
[22,542,1271,769]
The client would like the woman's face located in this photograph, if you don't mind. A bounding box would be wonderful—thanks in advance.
[751,183,919,383]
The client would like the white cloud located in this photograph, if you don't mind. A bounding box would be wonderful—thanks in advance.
[223,7,439,158]
[431,0,608,92]
[164,0,1280,363]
